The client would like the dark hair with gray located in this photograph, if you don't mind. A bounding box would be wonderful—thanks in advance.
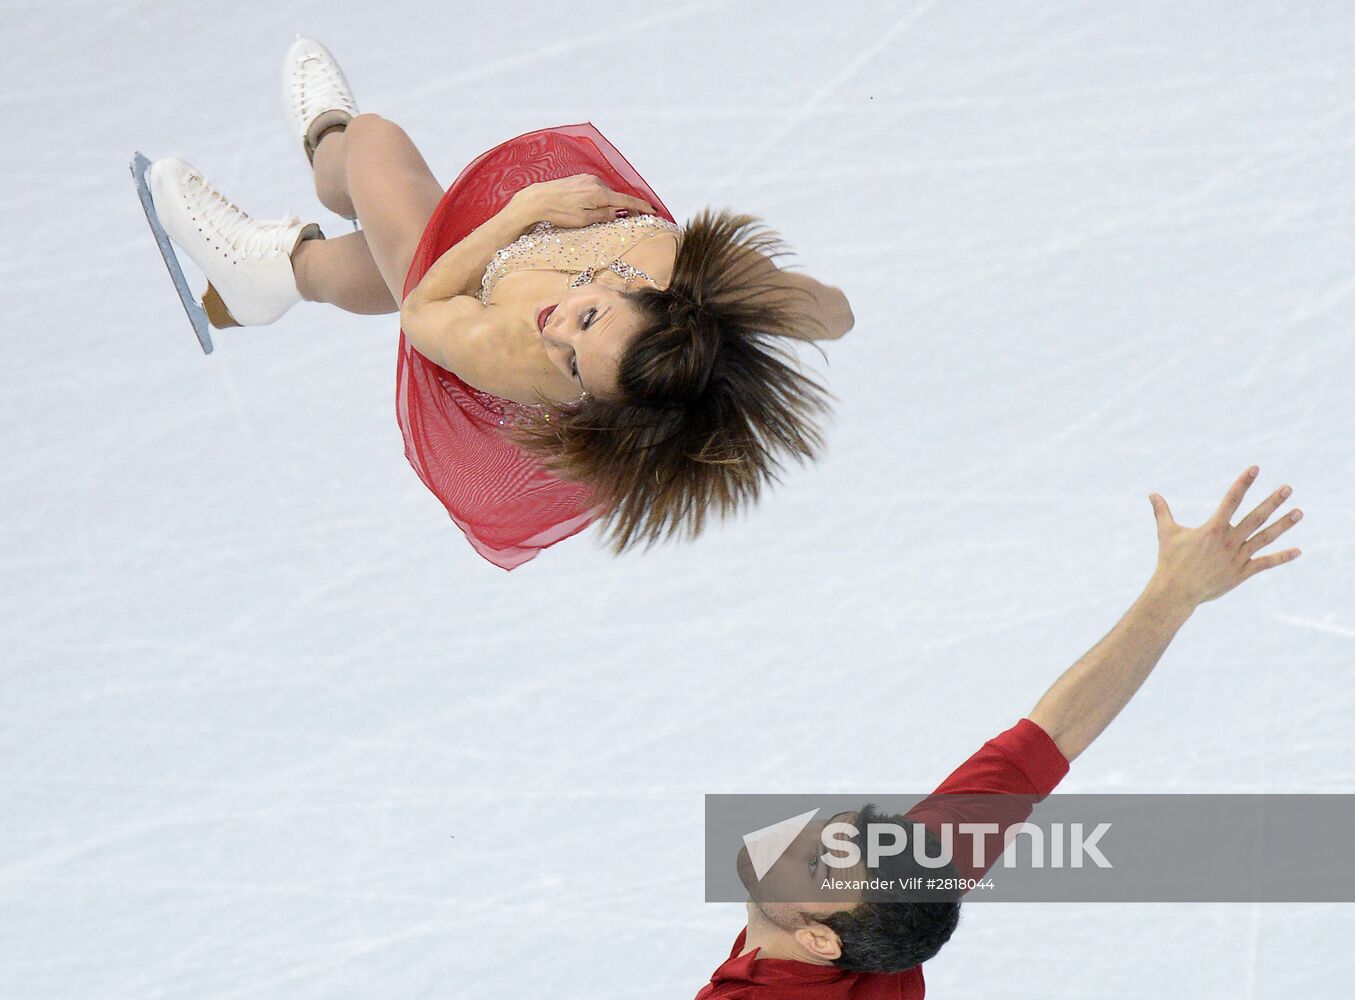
[817,804,963,974]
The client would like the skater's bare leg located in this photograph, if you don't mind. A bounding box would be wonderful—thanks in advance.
[292,232,397,314]
[309,113,444,301]
[311,125,357,219]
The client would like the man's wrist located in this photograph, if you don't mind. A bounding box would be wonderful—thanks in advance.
[1141,573,1198,626]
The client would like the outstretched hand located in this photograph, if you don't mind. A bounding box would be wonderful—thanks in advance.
[1149,466,1303,607]
[511,174,656,228]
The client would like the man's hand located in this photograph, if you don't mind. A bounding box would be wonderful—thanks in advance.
[1149,466,1303,608]
[1029,466,1304,761]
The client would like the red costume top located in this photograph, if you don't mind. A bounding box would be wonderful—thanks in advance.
[696,719,1070,999]
[397,124,674,569]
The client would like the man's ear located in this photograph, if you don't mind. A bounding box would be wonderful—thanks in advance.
[793,922,843,963]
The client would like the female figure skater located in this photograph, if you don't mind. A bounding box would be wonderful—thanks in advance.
[143,38,854,569]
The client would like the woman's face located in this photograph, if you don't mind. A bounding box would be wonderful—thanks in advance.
[536,283,646,399]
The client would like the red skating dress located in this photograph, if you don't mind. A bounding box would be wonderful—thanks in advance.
[396,123,674,570]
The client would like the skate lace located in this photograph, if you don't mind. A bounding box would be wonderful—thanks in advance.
[298,56,357,114]
[192,174,296,256]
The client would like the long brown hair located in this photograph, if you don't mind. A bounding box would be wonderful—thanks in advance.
[511,209,831,552]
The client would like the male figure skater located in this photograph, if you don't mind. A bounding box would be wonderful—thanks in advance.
[697,466,1303,998]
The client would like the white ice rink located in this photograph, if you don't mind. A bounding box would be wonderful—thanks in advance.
[4,1,1354,996]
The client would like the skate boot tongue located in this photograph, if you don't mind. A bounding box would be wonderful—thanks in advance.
[285,38,360,168]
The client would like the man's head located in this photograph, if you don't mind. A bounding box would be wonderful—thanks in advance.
[736,804,962,973]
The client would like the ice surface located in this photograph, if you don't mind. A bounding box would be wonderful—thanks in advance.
[3,1,1354,997]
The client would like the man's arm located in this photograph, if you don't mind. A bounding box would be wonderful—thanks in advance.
[1028,466,1302,761]
[1027,583,1194,763]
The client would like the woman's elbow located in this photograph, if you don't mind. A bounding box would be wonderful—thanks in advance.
[836,291,855,338]
[822,287,854,339]
[399,298,457,369]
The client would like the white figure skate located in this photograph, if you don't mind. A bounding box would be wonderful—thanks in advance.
[284,36,360,170]
[130,153,212,352]
[133,155,321,346]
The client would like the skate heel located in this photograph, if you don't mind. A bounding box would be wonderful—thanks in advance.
[202,283,241,329]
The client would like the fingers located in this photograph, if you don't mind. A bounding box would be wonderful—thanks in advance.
[613,193,657,215]
[590,197,657,220]
[1234,483,1292,537]
[1148,493,1176,535]
[1211,465,1259,524]
[558,175,658,221]
[1242,507,1304,558]
[1241,547,1302,580]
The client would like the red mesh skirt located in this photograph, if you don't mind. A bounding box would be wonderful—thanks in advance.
[396,123,674,570]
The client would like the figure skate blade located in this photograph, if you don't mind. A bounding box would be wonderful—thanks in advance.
[130,152,213,355]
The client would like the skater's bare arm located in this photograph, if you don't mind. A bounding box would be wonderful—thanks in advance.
[400,294,494,370]
[1028,581,1194,764]
[403,203,536,310]
[1028,468,1302,762]
[399,296,549,401]
[403,175,657,317]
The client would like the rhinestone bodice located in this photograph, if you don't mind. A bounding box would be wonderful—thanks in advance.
[477,214,680,304]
